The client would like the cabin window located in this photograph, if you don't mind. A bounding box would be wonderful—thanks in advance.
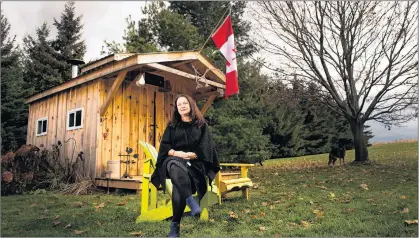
[67,107,84,130]
[36,117,48,136]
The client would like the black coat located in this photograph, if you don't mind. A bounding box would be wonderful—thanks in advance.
[150,120,220,193]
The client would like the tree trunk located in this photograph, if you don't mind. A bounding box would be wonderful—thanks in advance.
[350,121,369,162]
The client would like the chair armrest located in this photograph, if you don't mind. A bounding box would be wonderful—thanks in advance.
[220,163,255,167]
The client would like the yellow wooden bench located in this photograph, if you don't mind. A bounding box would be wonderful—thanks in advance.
[136,141,219,223]
[216,163,254,203]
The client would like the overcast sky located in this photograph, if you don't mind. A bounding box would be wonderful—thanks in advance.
[2,1,417,143]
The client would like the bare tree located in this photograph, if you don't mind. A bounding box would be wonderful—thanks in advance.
[251,1,418,162]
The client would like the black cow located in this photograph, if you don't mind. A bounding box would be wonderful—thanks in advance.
[328,146,346,166]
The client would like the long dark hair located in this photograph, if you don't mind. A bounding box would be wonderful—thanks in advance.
[170,94,206,127]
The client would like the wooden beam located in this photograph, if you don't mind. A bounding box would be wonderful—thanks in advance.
[99,69,128,117]
[197,54,226,83]
[146,63,225,89]
[201,95,216,115]
[26,55,140,103]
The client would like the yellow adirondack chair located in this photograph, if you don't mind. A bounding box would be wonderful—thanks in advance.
[136,141,220,222]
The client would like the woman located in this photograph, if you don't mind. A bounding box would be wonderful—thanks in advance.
[150,94,220,237]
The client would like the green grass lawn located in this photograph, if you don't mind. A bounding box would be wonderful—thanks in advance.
[1,142,418,237]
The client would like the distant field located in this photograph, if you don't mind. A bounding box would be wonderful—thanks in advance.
[1,142,417,237]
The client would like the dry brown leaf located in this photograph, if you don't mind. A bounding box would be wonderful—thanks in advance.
[401,195,407,200]
[316,211,325,218]
[300,221,309,228]
[260,212,266,216]
[262,202,268,206]
[53,221,62,226]
[65,223,72,229]
[228,211,238,219]
[129,231,144,237]
[269,205,275,210]
[259,226,266,231]
[251,215,257,219]
[117,201,127,206]
[73,202,84,208]
[313,209,320,214]
[344,208,355,213]
[72,230,85,235]
[404,220,418,225]
[401,208,409,214]
[94,203,105,209]
[360,184,369,190]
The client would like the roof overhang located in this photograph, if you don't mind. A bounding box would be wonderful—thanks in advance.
[25,51,226,104]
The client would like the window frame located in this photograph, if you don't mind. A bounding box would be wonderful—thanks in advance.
[67,107,84,131]
[36,117,48,136]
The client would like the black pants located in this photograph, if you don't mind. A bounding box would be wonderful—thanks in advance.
[168,163,205,222]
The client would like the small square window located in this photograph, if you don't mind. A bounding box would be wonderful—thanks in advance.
[67,108,84,130]
[36,118,48,136]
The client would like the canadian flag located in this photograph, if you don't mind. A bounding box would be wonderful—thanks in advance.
[211,15,239,99]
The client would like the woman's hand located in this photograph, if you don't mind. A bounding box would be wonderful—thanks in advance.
[185,152,197,160]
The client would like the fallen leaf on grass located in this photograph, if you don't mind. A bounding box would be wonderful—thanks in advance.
[344,208,356,213]
[72,230,85,235]
[259,226,266,231]
[273,200,282,204]
[53,221,62,226]
[404,220,418,225]
[300,221,309,228]
[209,219,215,223]
[401,195,407,200]
[401,208,409,214]
[360,184,369,190]
[30,203,37,207]
[262,202,268,206]
[251,215,257,219]
[252,184,259,189]
[94,203,105,209]
[242,209,251,214]
[65,223,72,229]
[228,211,238,219]
[96,221,103,226]
[117,201,126,206]
[54,215,60,219]
[129,231,144,237]
[72,202,84,208]
[287,222,298,226]
[269,205,275,210]
[316,211,324,218]
[260,212,266,216]
[329,193,335,198]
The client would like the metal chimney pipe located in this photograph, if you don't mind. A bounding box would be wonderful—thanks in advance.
[72,65,78,78]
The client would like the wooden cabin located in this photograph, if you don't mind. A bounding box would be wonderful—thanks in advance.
[25,51,226,189]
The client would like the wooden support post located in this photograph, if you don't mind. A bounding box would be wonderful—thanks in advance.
[99,69,128,117]
[200,95,216,115]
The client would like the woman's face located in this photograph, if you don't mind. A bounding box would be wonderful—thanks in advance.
[176,97,191,117]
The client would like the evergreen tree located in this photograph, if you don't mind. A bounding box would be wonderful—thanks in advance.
[53,1,86,82]
[1,12,31,153]
[23,22,64,93]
